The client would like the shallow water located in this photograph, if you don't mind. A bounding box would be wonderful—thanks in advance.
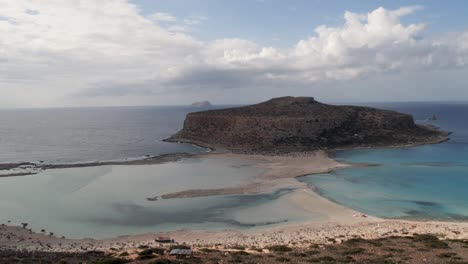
[300,102,468,220]
[0,158,314,239]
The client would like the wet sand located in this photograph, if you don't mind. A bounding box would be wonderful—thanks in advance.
[149,151,346,200]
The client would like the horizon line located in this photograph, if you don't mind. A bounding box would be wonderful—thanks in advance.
[0,99,467,110]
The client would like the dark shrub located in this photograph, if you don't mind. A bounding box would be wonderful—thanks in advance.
[169,244,191,250]
[276,257,291,262]
[149,259,173,264]
[267,245,292,252]
[138,248,154,256]
[96,258,128,264]
[342,247,365,255]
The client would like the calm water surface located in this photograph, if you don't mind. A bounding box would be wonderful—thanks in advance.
[0,158,313,238]
[0,106,210,164]
[0,102,466,238]
[300,102,468,220]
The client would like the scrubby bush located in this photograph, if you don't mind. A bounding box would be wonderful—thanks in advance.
[276,256,291,262]
[230,245,246,250]
[138,248,154,256]
[96,258,128,264]
[169,244,191,250]
[149,259,173,264]
[267,245,292,252]
[342,247,365,255]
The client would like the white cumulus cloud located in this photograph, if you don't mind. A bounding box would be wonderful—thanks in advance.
[0,1,467,107]
[148,12,177,22]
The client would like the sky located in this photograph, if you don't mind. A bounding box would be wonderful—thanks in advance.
[0,0,468,108]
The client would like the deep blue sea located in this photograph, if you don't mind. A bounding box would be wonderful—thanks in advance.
[0,106,212,164]
[300,102,468,220]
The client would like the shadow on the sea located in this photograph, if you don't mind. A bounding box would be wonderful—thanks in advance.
[396,200,468,221]
[402,211,468,221]
[402,161,462,167]
[75,188,295,228]
[412,200,440,207]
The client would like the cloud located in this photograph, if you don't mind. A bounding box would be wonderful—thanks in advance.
[183,15,208,26]
[0,1,467,107]
[148,12,177,22]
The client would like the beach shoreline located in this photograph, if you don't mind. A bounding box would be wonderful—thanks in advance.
[1,143,468,254]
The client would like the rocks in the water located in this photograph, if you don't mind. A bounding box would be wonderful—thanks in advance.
[191,101,212,108]
[168,96,449,154]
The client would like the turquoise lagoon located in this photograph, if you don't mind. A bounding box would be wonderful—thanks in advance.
[0,158,313,239]
[300,102,468,220]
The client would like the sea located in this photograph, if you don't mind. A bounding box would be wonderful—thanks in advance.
[0,106,206,164]
[300,102,468,221]
[0,102,466,238]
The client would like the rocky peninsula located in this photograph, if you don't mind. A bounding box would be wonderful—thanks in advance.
[167,96,449,154]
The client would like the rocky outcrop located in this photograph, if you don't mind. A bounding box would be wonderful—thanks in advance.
[168,97,449,154]
[191,101,212,108]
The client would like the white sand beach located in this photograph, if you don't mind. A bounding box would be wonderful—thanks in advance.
[1,151,467,254]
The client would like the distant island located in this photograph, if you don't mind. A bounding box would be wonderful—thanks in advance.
[168,96,449,153]
[190,100,212,108]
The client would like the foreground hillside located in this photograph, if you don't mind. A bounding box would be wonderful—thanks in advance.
[168,97,448,153]
[1,234,466,263]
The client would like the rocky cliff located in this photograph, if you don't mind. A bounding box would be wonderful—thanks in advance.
[168,97,449,153]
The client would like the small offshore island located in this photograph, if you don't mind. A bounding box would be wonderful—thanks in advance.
[1,97,467,264]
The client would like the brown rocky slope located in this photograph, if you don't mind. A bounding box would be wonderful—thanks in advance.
[167,97,449,154]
